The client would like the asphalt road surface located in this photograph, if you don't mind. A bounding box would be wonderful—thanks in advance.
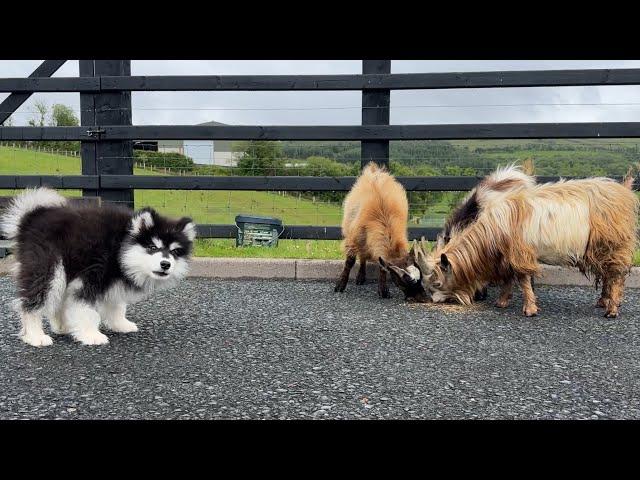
[1,276,639,419]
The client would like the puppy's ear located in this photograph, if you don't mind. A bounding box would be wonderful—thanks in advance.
[177,217,196,241]
[130,209,155,235]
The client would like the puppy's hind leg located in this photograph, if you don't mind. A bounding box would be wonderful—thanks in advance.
[19,308,53,347]
[15,260,65,347]
[100,302,138,333]
[48,309,70,335]
[48,277,83,336]
[64,297,109,345]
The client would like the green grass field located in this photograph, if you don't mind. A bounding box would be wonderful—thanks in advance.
[134,190,342,226]
[0,146,81,175]
[0,146,344,225]
[196,239,343,259]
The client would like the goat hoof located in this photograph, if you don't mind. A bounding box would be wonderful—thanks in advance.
[474,288,488,301]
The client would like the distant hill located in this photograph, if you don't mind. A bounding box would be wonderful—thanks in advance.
[281,139,640,177]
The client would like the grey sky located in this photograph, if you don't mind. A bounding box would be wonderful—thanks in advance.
[1,60,640,126]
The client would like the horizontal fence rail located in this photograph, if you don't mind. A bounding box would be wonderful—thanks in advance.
[100,175,635,191]
[0,175,99,189]
[197,225,440,241]
[0,175,634,192]
[5,123,640,141]
[4,69,640,92]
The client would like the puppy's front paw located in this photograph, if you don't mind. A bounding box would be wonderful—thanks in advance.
[75,331,109,345]
[49,321,71,335]
[108,319,138,334]
[21,332,53,347]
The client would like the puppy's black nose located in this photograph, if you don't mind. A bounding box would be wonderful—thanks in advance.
[160,260,171,270]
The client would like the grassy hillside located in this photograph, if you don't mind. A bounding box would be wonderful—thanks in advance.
[0,147,81,175]
[0,146,343,225]
[135,190,342,225]
[447,138,640,151]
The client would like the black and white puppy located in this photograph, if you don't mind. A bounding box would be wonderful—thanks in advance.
[1,188,196,347]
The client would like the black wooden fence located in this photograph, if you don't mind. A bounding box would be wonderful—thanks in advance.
[2,60,640,241]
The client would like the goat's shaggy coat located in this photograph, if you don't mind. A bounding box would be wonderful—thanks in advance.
[417,169,639,317]
[334,163,428,301]
[441,165,536,245]
[439,165,537,301]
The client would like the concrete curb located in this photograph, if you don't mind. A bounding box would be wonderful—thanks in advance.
[2,256,640,287]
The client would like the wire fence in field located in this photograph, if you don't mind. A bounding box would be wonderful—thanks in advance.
[1,136,639,229]
[0,142,79,158]
[8,100,640,117]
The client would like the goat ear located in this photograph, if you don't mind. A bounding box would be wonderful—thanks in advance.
[440,253,451,272]
[388,265,409,282]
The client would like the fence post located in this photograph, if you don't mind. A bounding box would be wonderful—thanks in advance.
[80,60,98,199]
[361,60,391,170]
[79,60,134,208]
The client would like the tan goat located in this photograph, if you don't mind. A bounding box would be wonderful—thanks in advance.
[334,162,428,301]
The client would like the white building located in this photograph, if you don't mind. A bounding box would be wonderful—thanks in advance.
[156,120,241,167]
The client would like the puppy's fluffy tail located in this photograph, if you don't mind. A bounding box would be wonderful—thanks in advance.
[0,187,66,240]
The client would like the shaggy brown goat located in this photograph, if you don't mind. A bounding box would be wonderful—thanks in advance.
[416,168,638,318]
[438,164,537,302]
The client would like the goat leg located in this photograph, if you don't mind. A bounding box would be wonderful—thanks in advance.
[334,255,356,293]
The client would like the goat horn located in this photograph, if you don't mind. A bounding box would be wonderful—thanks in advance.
[419,236,430,253]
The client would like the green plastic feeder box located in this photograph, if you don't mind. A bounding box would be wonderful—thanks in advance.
[235,215,284,247]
